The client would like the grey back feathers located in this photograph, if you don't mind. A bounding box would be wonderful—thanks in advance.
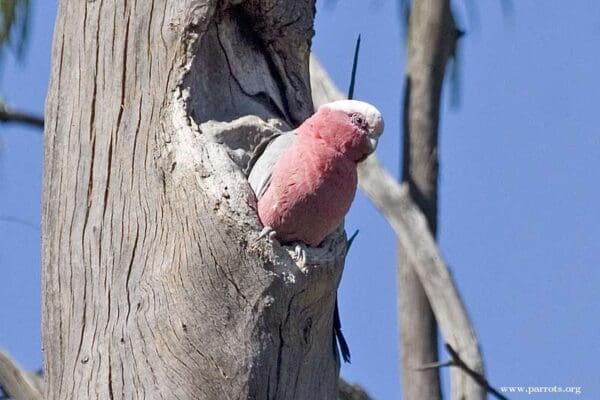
[248,132,296,199]
[248,129,352,363]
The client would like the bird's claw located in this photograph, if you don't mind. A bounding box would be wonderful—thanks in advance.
[256,226,277,243]
[292,242,308,267]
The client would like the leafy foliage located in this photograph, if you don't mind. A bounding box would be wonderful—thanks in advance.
[0,0,30,59]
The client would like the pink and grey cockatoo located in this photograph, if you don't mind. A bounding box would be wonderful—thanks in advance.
[248,99,384,363]
[249,99,384,247]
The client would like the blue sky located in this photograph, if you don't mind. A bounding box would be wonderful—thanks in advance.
[1,1,599,399]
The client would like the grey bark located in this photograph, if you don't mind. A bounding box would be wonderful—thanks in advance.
[0,346,370,400]
[399,1,458,399]
[42,1,348,399]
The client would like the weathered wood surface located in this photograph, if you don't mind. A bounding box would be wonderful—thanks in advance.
[42,1,347,399]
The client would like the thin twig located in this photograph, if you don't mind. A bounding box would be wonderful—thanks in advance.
[414,360,453,371]
[445,344,509,400]
[0,103,44,129]
[415,344,510,400]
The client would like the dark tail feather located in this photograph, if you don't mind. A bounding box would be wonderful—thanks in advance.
[334,297,351,363]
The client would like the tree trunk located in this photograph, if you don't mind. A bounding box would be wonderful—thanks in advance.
[42,1,347,399]
[399,1,457,399]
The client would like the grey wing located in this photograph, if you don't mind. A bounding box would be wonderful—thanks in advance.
[248,132,296,199]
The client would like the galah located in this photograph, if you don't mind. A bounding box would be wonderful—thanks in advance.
[248,99,384,363]
[249,99,384,246]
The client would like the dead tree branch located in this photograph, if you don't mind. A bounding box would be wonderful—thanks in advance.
[310,55,485,399]
[0,102,44,129]
[399,0,461,398]
[444,344,509,400]
[417,344,510,400]
[357,157,485,399]
[0,349,42,400]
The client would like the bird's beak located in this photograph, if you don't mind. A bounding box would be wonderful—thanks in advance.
[368,137,379,152]
[371,116,384,138]
[366,116,384,153]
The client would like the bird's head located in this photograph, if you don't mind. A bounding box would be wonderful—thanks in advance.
[298,99,384,162]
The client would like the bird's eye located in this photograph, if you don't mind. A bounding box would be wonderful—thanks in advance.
[351,114,366,128]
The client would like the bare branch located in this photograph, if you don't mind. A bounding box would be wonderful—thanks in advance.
[399,1,463,398]
[0,349,42,400]
[444,344,509,400]
[415,344,510,400]
[415,360,453,371]
[310,55,486,399]
[357,156,485,398]
[0,103,44,129]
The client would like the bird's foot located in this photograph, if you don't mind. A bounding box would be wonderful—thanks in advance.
[291,242,309,269]
[256,226,277,243]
